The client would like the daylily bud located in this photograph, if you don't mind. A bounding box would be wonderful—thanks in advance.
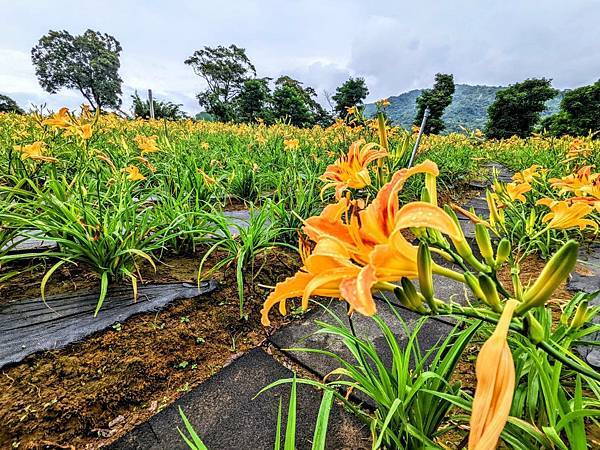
[455,238,488,274]
[492,174,504,195]
[517,240,579,315]
[425,173,438,206]
[524,313,545,344]
[469,299,518,450]
[427,228,447,247]
[401,277,426,313]
[464,271,486,302]
[377,112,389,152]
[393,286,412,309]
[475,223,494,266]
[478,273,502,313]
[486,191,502,228]
[417,243,436,312]
[495,238,511,267]
[570,300,589,330]
[526,209,537,235]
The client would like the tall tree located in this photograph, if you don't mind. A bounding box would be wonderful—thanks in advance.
[271,76,332,127]
[485,78,558,139]
[185,44,256,122]
[332,77,369,118]
[542,79,600,137]
[236,78,272,123]
[131,91,188,120]
[0,94,24,114]
[414,73,455,134]
[31,29,123,111]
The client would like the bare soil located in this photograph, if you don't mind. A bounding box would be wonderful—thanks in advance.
[0,249,300,449]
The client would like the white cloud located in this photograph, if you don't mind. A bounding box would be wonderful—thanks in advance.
[0,0,598,114]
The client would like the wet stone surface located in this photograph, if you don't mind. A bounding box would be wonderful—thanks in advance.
[108,348,369,450]
[569,245,600,295]
[569,245,600,369]
[0,281,216,368]
[269,296,456,389]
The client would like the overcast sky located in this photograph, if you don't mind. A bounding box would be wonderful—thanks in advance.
[1,0,598,114]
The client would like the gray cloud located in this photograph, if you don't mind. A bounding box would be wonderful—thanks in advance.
[0,0,598,114]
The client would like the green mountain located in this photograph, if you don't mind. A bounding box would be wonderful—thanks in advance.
[364,84,563,132]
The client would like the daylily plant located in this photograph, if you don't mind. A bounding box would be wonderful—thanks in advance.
[262,147,595,449]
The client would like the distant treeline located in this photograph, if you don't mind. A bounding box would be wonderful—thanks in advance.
[1,28,598,138]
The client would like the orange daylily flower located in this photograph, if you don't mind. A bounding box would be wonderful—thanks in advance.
[537,199,597,231]
[512,165,545,184]
[469,299,519,450]
[123,165,146,181]
[198,169,216,185]
[283,138,300,150]
[261,238,363,326]
[42,107,72,128]
[76,123,93,140]
[564,139,592,162]
[320,139,388,199]
[345,105,358,116]
[134,135,160,155]
[13,142,58,163]
[550,166,598,197]
[262,161,463,325]
[504,182,531,203]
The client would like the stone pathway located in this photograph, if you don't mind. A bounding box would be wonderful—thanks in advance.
[108,348,370,450]
[569,245,600,369]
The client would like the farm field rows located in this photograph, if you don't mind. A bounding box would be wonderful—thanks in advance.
[0,108,599,449]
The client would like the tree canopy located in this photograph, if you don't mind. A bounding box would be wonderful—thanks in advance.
[236,78,272,123]
[271,76,332,127]
[485,78,558,139]
[332,77,369,118]
[0,94,24,114]
[31,29,123,111]
[414,73,455,134]
[541,79,600,137]
[185,45,256,122]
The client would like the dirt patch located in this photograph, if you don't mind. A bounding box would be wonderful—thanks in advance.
[0,249,300,449]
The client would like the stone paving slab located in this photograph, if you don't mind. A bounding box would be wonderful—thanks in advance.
[482,162,514,183]
[569,245,600,294]
[1,233,57,254]
[269,296,456,385]
[463,195,489,214]
[108,348,369,450]
[0,281,216,368]
[568,245,600,369]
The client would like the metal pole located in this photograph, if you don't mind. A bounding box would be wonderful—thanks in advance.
[148,89,155,119]
[408,106,430,168]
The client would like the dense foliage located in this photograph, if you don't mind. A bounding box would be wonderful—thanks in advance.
[542,79,600,137]
[131,91,188,120]
[184,44,257,122]
[414,73,455,134]
[331,77,369,119]
[364,84,563,133]
[485,78,558,139]
[0,94,24,114]
[31,29,123,111]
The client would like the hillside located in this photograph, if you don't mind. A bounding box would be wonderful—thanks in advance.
[364,84,563,132]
